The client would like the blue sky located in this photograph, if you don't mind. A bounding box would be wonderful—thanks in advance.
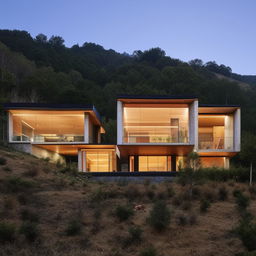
[0,0,255,75]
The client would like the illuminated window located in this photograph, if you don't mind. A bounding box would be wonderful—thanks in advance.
[123,106,189,143]
[139,156,171,171]
[86,151,113,172]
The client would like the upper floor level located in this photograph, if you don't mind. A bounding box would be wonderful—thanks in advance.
[4,103,104,144]
[117,96,240,152]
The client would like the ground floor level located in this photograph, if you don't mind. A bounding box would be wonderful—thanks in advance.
[9,143,235,172]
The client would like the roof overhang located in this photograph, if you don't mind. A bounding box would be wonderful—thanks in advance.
[199,105,240,114]
[117,144,194,158]
[33,144,117,156]
[117,95,197,104]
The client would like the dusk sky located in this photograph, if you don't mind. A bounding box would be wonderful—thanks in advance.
[0,0,255,75]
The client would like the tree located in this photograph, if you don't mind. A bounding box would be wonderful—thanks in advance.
[35,34,47,44]
[49,36,65,48]
[240,132,256,185]
[189,58,203,67]
[138,47,166,64]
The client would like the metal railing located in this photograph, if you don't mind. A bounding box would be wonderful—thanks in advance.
[198,136,233,150]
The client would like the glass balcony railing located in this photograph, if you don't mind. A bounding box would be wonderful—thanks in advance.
[123,132,188,143]
[198,136,233,150]
[12,134,84,143]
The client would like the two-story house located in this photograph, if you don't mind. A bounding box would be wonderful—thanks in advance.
[3,96,240,173]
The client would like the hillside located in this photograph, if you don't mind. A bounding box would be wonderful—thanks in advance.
[1,146,256,255]
[0,29,256,144]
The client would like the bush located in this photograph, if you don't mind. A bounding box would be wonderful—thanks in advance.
[166,186,175,198]
[115,205,133,221]
[20,208,39,222]
[200,199,211,213]
[0,157,7,165]
[172,196,182,207]
[0,222,16,242]
[192,186,201,199]
[65,220,82,236]
[90,188,116,203]
[124,185,141,201]
[236,219,256,251]
[218,186,228,201]
[177,214,188,226]
[2,166,12,172]
[236,193,250,210]
[4,176,35,193]
[19,221,39,242]
[140,246,157,256]
[147,190,155,200]
[123,226,143,247]
[23,169,38,177]
[182,201,192,211]
[188,213,197,225]
[148,201,171,231]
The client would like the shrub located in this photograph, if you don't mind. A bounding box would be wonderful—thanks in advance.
[236,193,250,210]
[200,199,211,213]
[192,186,201,199]
[147,190,155,200]
[2,166,11,172]
[20,208,39,222]
[124,185,141,201]
[4,176,35,193]
[90,188,116,203]
[65,220,82,236]
[218,186,228,201]
[177,214,188,226]
[182,201,192,211]
[188,213,197,225]
[140,246,157,256]
[0,157,7,165]
[148,201,171,231]
[172,196,182,206]
[123,226,143,247]
[19,221,39,242]
[115,205,133,221]
[23,169,38,177]
[0,222,16,242]
[166,186,175,198]
[236,219,256,251]
[157,191,167,200]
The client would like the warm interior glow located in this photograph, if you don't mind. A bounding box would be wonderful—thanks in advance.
[198,115,233,150]
[12,112,84,142]
[123,106,189,143]
[200,157,225,168]
[139,156,171,171]
[85,150,114,172]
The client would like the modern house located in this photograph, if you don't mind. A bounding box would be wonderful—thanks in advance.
[3,95,241,172]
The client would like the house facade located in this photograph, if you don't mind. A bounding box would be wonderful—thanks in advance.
[4,96,241,172]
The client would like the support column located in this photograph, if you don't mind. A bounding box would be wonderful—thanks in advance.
[171,156,177,172]
[234,109,241,152]
[224,157,230,169]
[8,112,13,142]
[84,114,89,143]
[78,150,82,172]
[117,100,123,144]
[189,100,198,149]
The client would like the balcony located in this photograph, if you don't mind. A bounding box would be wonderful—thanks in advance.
[12,134,84,143]
[123,130,188,144]
[198,136,233,150]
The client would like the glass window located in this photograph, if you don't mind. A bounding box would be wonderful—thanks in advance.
[139,156,171,171]
[86,151,113,172]
[11,111,84,142]
[123,106,189,143]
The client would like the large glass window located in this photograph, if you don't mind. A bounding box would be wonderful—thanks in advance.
[139,156,171,171]
[123,106,189,143]
[198,115,233,150]
[12,111,84,143]
[85,151,113,172]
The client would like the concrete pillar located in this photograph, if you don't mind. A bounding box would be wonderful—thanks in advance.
[84,114,89,143]
[224,115,233,150]
[234,109,241,151]
[224,157,230,169]
[117,100,123,144]
[8,112,13,142]
[134,155,139,172]
[189,100,198,149]
[78,150,82,172]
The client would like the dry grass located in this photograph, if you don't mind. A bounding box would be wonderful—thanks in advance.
[0,146,251,255]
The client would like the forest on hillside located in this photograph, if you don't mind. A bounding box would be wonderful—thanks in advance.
[0,29,256,160]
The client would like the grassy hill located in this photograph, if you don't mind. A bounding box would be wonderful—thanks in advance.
[1,146,256,255]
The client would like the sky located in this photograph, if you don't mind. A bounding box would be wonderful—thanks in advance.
[0,0,255,75]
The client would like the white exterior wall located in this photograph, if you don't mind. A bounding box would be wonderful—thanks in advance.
[189,100,198,149]
[224,115,234,150]
[234,108,241,151]
[8,112,13,142]
[117,100,123,144]
[84,114,89,143]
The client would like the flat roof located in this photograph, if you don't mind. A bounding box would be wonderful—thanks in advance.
[3,103,102,126]
[199,104,240,114]
[117,95,197,100]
